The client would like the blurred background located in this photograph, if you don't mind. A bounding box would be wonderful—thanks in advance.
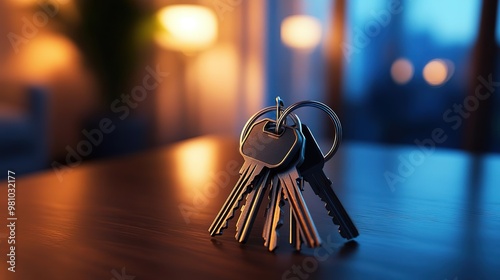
[0,0,499,178]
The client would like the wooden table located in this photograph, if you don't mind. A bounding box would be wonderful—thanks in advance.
[1,136,499,280]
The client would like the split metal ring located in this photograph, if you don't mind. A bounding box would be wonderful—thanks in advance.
[276,100,342,161]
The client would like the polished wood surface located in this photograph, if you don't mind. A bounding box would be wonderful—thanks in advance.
[1,136,499,280]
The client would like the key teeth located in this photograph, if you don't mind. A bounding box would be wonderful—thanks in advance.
[263,193,273,217]
[338,228,350,239]
[214,221,229,236]
[277,209,284,228]
[275,196,285,227]
[274,197,285,230]
[308,174,356,238]
[308,184,346,231]
[265,193,285,252]
[215,189,249,236]
[267,217,284,252]
[322,201,340,224]
[322,199,357,240]
[235,204,247,234]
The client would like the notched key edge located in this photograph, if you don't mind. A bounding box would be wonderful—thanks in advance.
[305,172,359,239]
[209,164,264,236]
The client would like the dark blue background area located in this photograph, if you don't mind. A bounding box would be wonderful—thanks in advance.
[265,0,500,153]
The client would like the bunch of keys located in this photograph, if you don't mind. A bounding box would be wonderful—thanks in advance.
[209,97,359,251]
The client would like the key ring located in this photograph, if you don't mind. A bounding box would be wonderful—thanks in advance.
[276,96,285,126]
[240,106,301,145]
[276,100,342,161]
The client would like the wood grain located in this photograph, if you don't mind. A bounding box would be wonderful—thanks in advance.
[0,136,499,280]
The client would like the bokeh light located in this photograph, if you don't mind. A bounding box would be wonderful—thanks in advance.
[155,5,218,52]
[4,34,80,81]
[391,58,414,85]
[8,0,72,7]
[281,15,322,50]
[423,59,454,86]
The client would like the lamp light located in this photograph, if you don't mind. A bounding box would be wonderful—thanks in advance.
[281,15,322,50]
[155,4,218,52]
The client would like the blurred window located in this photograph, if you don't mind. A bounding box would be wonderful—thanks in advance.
[342,0,483,149]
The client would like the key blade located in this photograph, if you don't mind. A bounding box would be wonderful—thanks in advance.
[305,171,359,239]
[209,163,264,236]
[262,176,278,241]
[235,170,270,243]
[263,176,284,251]
[289,207,303,251]
[280,169,321,248]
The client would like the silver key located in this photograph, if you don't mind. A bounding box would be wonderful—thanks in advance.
[278,154,322,248]
[209,161,267,236]
[235,171,270,243]
[260,121,321,251]
[263,176,284,251]
[289,207,303,251]
[210,118,303,237]
[235,118,303,243]
[261,176,275,242]
[289,177,306,250]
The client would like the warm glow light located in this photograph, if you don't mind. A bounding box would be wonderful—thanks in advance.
[423,59,454,86]
[8,0,71,7]
[281,15,322,50]
[173,140,217,191]
[155,5,218,52]
[8,0,40,7]
[194,45,238,92]
[193,44,240,132]
[7,34,80,81]
[391,58,414,85]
